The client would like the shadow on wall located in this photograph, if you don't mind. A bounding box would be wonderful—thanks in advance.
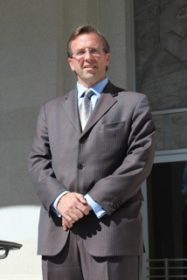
[0,205,42,280]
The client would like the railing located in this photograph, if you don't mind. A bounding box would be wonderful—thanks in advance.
[147,258,187,279]
[0,240,22,259]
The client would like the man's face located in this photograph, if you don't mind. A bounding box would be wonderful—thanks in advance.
[68,33,110,87]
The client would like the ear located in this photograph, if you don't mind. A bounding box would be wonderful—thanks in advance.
[68,57,75,71]
[106,53,111,67]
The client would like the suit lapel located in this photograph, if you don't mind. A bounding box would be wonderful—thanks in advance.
[63,89,81,133]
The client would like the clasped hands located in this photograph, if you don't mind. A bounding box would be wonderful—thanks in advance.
[57,192,91,231]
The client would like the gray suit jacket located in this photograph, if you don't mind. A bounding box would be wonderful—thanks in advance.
[29,82,155,257]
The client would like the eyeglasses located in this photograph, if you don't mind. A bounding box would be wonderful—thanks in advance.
[71,48,105,60]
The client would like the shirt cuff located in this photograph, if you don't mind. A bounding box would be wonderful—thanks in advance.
[53,191,69,217]
[84,194,106,219]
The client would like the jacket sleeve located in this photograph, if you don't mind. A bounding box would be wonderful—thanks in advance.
[88,94,155,215]
[28,105,67,211]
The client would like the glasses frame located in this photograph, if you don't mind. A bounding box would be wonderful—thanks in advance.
[71,47,106,60]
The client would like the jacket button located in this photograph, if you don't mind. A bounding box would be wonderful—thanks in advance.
[78,163,83,169]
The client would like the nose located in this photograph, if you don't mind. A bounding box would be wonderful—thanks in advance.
[84,49,92,59]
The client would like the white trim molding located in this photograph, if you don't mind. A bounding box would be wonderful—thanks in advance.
[154,149,187,163]
[152,108,187,116]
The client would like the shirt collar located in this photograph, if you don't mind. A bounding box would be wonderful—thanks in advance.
[77,77,109,99]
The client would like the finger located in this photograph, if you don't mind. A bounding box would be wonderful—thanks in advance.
[74,207,86,219]
[77,204,91,215]
[62,218,72,231]
[58,193,87,217]
[63,222,70,231]
[63,209,83,225]
[75,193,87,204]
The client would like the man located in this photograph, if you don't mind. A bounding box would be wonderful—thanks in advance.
[29,25,155,280]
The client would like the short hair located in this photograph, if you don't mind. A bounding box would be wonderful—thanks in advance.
[67,25,110,58]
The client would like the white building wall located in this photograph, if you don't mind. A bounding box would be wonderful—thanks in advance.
[0,1,59,278]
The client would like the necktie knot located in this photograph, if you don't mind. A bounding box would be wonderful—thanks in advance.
[83,89,94,100]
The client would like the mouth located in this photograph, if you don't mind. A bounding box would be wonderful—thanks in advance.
[83,64,97,70]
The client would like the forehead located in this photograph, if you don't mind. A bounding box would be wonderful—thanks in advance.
[70,33,103,50]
